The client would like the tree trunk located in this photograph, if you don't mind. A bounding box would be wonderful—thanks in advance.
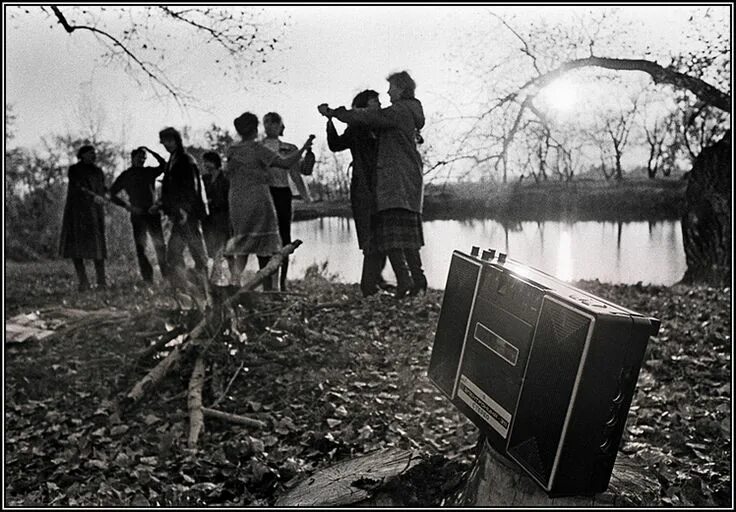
[680,131,731,286]
[451,437,659,506]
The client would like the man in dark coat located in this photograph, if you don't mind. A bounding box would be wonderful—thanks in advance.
[109,146,168,283]
[325,89,388,296]
[58,145,108,291]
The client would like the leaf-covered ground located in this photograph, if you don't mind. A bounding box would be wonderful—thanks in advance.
[4,260,732,506]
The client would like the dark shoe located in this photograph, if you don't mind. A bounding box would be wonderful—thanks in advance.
[360,253,385,297]
[409,274,428,296]
[405,249,427,296]
[387,250,414,299]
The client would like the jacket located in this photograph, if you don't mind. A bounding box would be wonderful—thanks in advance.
[332,98,425,213]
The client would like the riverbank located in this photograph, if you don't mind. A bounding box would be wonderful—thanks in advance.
[295,178,687,222]
[5,261,730,506]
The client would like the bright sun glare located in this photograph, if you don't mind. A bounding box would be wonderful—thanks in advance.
[539,78,577,112]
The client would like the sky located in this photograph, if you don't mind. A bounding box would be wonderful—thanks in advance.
[4,4,730,175]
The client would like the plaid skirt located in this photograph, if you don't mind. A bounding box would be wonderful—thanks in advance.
[372,208,424,253]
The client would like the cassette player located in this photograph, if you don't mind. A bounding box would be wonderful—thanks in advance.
[428,247,660,496]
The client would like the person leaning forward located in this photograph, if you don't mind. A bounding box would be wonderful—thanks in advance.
[109,146,168,284]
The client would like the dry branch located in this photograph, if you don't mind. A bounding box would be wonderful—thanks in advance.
[225,240,304,306]
[187,356,206,448]
[122,240,304,411]
[210,361,245,409]
[201,407,267,429]
[137,327,186,362]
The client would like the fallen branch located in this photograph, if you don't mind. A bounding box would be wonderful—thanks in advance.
[210,360,245,409]
[122,240,304,411]
[80,186,135,214]
[201,407,267,428]
[225,240,304,307]
[137,327,186,362]
[187,356,206,448]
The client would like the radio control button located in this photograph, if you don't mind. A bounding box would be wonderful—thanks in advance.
[471,246,480,256]
[498,253,507,263]
[481,250,493,261]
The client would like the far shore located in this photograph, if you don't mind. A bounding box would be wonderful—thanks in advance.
[295,177,687,222]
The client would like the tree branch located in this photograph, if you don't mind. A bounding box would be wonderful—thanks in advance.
[50,5,184,106]
[516,56,730,112]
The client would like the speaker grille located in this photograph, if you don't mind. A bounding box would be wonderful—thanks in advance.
[508,298,591,485]
[429,254,481,397]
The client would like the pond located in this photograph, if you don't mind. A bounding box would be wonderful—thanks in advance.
[286,217,687,288]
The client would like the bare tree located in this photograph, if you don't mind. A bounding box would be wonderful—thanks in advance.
[602,95,641,180]
[642,110,676,179]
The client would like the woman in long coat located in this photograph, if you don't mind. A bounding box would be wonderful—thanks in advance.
[224,112,313,288]
[320,71,427,298]
[325,89,387,297]
[58,145,107,291]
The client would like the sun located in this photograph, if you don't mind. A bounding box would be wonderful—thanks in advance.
[538,78,577,112]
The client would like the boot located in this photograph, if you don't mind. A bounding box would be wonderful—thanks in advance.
[360,252,384,297]
[73,259,90,292]
[94,259,107,289]
[387,250,414,299]
[405,249,427,296]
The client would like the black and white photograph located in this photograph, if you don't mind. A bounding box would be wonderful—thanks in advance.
[4,3,732,507]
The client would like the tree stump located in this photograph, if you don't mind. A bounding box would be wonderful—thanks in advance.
[451,437,660,507]
[275,448,421,507]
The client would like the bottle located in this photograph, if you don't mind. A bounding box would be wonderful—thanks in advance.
[301,135,316,176]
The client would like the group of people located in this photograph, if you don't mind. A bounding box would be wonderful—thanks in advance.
[59,69,427,299]
[59,115,313,292]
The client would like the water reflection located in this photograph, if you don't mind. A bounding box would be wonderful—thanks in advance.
[287,217,686,288]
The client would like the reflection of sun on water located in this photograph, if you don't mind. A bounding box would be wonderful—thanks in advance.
[556,229,573,282]
[539,78,577,112]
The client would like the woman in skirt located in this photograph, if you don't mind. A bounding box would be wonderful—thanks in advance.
[224,112,313,288]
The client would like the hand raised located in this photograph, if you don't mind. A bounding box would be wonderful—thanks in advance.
[317,104,330,117]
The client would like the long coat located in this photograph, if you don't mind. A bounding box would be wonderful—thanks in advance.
[326,120,378,251]
[58,162,107,259]
[332,98,425,214]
